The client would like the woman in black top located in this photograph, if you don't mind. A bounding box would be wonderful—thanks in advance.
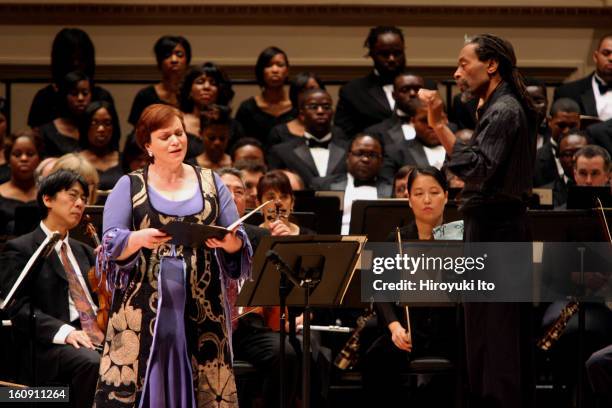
[128,35,191,126]
[268,72,326,145]
[179,62,243,158]
[78,101,123,190]
[235,47,295,149]
[28,28,114,129]
[0,131,42,236]
[39,71,92,158]
[363,167,456,407]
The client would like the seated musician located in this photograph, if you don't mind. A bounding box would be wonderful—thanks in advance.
[362,167,458,407]
[0,169,100,407]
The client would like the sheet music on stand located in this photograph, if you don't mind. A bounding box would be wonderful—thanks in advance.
[0,232,61,310]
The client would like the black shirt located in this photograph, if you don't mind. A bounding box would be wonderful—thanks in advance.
[447,82,535,212]
[267,122,302,146]
[235,97,296,149]
[38,122,80,158]
[128,85,165,126]
[28,84,115,128]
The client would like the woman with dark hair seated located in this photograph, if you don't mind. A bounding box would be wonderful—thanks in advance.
[235,47,294,149]
[179,62,244,158]
[78,101,123,190]
[28,28,115,129]
[362,166,460,407]
[0,131,42,236]
[120,136,148,175]
[39,71,92,158]
[268,72,326,145]
[128,35,191,126]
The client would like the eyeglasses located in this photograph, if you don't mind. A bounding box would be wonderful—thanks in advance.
[90,120,112,129]
[304,103,333,111]
[66,189,88,204]
[350,150,382,160]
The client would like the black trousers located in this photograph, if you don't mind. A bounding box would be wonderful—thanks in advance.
[34,343,100,408]
[234,330,300,407]
[463,208,534,408]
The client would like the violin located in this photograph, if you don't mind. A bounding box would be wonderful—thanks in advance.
[83,214,112,333]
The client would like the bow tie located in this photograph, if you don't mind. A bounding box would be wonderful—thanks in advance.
[353,178,377,187]
[596,77,610,95]
[306,138,330,149]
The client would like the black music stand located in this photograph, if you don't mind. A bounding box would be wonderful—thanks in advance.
[237,235,365,408]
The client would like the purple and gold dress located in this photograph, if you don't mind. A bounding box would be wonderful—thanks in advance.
[94,165,251,408]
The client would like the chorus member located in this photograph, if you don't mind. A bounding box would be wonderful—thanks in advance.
[78,101,123,191]
[587,117,612,157]
[0,97,9,183]
[310,134,392,234]
[268,72,326,145]
[93,104,251,407]
[363,167,456,407]
[573,144,611,186]
[28,28,115,128]
[179,62,243,157]
[268,89,348,188]
[39,71,92,158]
[534,98,581,187]
[554,33,612,119]
[235,47,294,147]
[230,137,266,166]
[525,77,549,149]
[335,26,436,138]
[234,159,267,210]
[381,99,448,182]
[1,170,99,407]
[541,131,588,208]
[190,114,233,171]
[128,36,191,126]
[364,71,424,144]
[419,34,538,408]
[121,135,149,174]
[0,131,42,236]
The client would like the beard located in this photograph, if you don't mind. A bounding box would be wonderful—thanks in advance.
[460,89,477,104]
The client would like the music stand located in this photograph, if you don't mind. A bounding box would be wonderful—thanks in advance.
[566,186,612,210]
[237,235,366,408]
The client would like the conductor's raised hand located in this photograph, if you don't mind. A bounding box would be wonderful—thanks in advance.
[205,229,243,253]
[134,228,172,250]
[418,88,446,129]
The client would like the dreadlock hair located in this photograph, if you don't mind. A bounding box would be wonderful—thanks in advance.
[364,26,404,56]
[466,34,537,122]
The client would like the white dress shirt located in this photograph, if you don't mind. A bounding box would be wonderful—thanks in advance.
[304,132,332,177]
[592,73,612,121]
[395,109,416,141]
[341,173,379,234]
[40,221,97,344]
[423,145,447,170]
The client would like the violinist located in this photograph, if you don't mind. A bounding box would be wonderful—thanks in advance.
[1,169,99,407]
[362,167,458,407]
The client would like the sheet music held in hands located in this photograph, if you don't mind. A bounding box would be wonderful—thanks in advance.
[160,200,272,247]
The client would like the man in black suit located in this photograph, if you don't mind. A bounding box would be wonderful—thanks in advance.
[541,131,588,208]
[381,100,448,182]
[310,134,392,233]
[1,170,99,407]
[268,89,348,188]
[364,71,423,144]
[554,34,612,120]
[534,98,581,187]
[334,26,436,138]
[587,118,612,157]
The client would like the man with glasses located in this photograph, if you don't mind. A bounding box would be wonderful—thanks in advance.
[0,169,99,407]
[311,134,392,234]
[268,89,348,188]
